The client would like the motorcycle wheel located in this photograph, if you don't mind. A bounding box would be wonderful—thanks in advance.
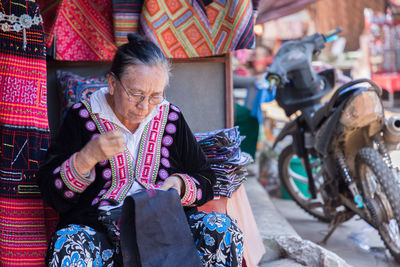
[278,145,334,222]
[356,147,400,262]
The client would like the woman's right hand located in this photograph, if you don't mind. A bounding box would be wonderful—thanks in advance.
[75,131,125,175]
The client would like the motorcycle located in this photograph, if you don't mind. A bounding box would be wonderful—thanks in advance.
[267,28,400,261]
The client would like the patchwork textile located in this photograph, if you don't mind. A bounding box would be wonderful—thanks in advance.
[0,0,56,265]
[56,70,108,111]
[113,0,259,58]
[40,0,117,60]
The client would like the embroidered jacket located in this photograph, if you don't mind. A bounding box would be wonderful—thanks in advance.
[37,101,216,230]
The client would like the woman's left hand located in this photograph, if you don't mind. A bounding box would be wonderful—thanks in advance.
[159,175,184,196]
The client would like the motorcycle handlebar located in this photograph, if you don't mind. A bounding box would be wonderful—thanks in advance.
[323,27,342,41]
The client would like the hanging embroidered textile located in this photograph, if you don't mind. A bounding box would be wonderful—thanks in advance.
[0,0,56,265]
[38,0,117,61]
[113,0,259,58]
[37,0,62,48]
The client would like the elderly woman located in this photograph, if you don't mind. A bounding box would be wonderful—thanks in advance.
[38,34,243,266]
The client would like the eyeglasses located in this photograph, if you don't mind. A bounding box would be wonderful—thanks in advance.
[112,73,165,105]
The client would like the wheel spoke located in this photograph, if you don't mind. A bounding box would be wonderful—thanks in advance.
[389,219,400,247]
[364,167,380,197]
[279,145,335,222]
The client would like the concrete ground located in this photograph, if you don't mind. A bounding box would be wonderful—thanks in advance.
[272,197,399,267]
[246,155,400,266]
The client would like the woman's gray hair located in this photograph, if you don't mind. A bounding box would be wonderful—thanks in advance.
[110,33,171,84]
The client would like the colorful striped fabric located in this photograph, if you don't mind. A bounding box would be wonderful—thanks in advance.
[113,0,259,58]
[112,0,143,46]
[0,1,57,265]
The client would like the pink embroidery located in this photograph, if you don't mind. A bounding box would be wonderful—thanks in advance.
[162,135,173,146]
[80,102,135,204]
[53,166,61,174]
[54,179,63,189]
[102,168,112,180]
[161,147,169,158]
[192,177,200,185]
[73,103,82,109]
[197,188,202,200]
[159,169,169,180]
[161,158,170,168]
[104,181,112,188]
[99,201,110,207]
[156,181,164,186]
[86,121,96,131]
[60,154,95,193]
[136,104,169,186]
[91,197,100,206]
[79,109,89,118]
[168,112,178,121]
[170,105,180,112]
[166,123,176,134]
[98,189,107,196]
[64,190,75,198]
[102,152,132,202]
[99,159,108,166]
[92,133,100,140]
[173,173,197,206]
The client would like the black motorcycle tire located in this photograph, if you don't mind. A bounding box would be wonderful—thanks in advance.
[278,145,333,223]
[356,147,400,263]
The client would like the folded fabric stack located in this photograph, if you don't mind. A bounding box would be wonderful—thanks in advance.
[195,127,253,198]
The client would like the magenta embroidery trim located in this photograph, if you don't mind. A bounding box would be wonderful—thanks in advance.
[104,181,112,188]
[79,109,89,118]
[60,153,94,193]
[73,103,82,109]
[162,135,173,146]
[85,121,96,131]
[197,188,202,200]
[135,104,169,187]
[97,118,134,203]
[102,168,112,180]
[160,158,170,168]
[175,173,197,206]
[53,166,61,174]
[81,100,135,203]
[170,105,180,112]
[54,179,63,189]
[91,197,100,206]
[64,190,75,198]
[99,159,108,166]
[165,123,176,134]
[168,112,178,121]
[159,169,169,180]
[161,147,169,158]
[92,133,100,140]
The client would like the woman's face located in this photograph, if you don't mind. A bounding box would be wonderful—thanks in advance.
[108,64,168,129]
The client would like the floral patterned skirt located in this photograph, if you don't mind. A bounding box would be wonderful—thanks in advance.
[47,211,243,267]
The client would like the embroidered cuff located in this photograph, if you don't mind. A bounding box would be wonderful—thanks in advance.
[60,153,95,193]
[174,173,197,206]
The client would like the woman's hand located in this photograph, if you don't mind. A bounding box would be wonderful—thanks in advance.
[159,175,184,196]
[75,131,125,175]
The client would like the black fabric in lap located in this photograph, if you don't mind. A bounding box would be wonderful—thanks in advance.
[120,189,203,267]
